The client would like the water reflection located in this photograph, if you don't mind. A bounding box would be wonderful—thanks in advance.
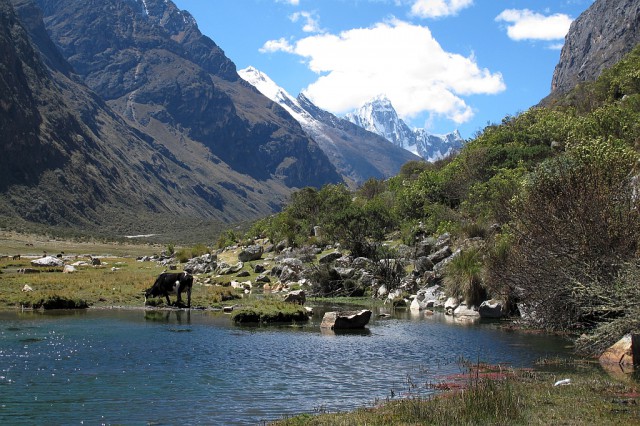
[0,307,573,425]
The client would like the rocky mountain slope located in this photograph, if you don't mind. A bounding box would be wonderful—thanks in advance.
[1,0,342,239]
[239,67,420,187]
[345,96,464,162]
[550,0,640,96]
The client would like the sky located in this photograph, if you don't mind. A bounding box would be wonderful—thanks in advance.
[172,0,595,139]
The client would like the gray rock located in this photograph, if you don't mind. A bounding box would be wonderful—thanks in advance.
[184,253,218,274]
[414,256,434,274]
[238,245,263,262]
[479,299,506,319]
[428,246,452,264]
[319,251,342,264]
[454,303,480,318]
[333,267,355,279]
[444,297,460,315]
[218,262,244,275]
[415,237,437,257]
[283,289,306,305]
[352,257,373,269]
[320,310,372,329]
[253,264,266,273]
[31,256,64,267]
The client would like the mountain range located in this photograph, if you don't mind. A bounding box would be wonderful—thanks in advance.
[345,96,464,162]
[1,0,344,238]
[1,0,638,240]
[238,67,420,188]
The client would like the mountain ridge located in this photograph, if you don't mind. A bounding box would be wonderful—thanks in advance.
[345,96,464,162]
[0,0,343,239]
[239,66,419,187]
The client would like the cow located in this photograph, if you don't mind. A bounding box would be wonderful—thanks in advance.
[144,272,193,308]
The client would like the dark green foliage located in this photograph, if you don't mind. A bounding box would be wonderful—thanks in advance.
[444,248,486,306]
[35,296,89,310]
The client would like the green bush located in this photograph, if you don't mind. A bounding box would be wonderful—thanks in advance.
[444,248,485,306]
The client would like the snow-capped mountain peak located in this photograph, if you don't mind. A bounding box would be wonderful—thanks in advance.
[345,97,464,162]
[238,66,420,186]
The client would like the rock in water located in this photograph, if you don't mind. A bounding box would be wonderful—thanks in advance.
[320,310,372,330]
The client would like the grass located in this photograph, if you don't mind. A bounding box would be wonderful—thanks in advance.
[272,362,640,425]
[231,296,309,324]
[0,254,242,309]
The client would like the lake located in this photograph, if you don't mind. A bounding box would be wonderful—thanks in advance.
[0,305,571,425]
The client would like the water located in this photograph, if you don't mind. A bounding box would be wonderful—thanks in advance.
[0,306,571,425]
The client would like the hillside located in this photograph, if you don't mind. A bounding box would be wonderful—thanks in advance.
[1,0,344,241]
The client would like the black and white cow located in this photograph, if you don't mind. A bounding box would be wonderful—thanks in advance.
[144,272,193,308]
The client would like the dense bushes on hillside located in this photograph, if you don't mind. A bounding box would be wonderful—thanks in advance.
[236,46,640,354]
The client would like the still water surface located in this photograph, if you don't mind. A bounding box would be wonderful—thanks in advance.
[0,306,571,425]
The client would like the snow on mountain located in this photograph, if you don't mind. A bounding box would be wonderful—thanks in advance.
[345,96,464,162]
[239,67,420,187]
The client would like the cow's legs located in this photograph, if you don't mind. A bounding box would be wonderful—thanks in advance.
[187,288,191,309]
[165,295,171,306]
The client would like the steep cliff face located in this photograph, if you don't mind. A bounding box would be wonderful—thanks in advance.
[33,0,340,188]
[550,0,640,96]
[1,0,200,230]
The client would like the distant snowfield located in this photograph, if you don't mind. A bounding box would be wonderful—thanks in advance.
[124,234,159,239]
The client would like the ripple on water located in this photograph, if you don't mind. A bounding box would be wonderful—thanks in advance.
[0,309,571,425]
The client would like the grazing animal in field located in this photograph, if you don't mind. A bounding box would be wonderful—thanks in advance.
[12,254,20,260]
[145,272,193,308]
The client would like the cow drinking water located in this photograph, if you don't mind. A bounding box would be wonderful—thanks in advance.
[145,272,193,308]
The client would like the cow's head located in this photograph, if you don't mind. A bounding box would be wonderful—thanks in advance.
[144,287,158,303]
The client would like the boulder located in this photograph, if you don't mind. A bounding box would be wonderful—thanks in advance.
[415,238,437,257]
[414,256,434,274]
[319,251,342,264]
[454,303,480,318]
[410,297,430,311]
[599,334,640,367]
[333,267,355,279]
[218,262,244,275]
[238,245,263,262]
[283,289,306,305]
[352,257,373,269]
[256,275,271,283]
[253,264,266,274]
[184,253,217,274]
[479,299,505,319]
[63,265,77,274]
[31,256,64,267]
[236,270,250,278]
[320,310,372,330]
[428,246,452,264]
[22,284,34,292]
[435,233,451,250]
[444,297,460,315]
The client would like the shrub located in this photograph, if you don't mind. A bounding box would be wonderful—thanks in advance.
[444,248,485,306]
[499,138,640,331]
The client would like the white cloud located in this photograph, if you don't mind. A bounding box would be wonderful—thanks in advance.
[259,37,294,53]
[276,0,300,5]
[410,0,473,19]
[290,11,323,33]
[261,19,505,123]
[496,9,573,41]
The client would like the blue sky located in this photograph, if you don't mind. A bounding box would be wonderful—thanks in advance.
[172,0,595,138]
